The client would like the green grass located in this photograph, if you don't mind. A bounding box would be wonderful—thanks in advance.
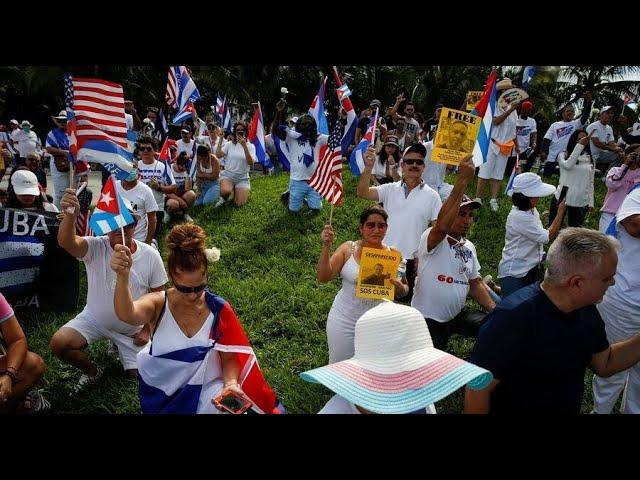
[18,167,609,414]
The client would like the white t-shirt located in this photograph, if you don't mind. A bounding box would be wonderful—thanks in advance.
[516,117,537,151]
[586,120,615,160]
[602,222,640,315]
[137,159,175,210]
[79,237,167,335]
[318,394,436,414]
[374,181,441,260]
[116,181,159,243]
[498,207,548,279]
[491,105,518,144]
[411,228,480,323]
[544,118,584,162]
[421,141,447,189]
[221,141,256,179]
[125,113,134,131]
[403,116,421,144]
[284,129,329,181]
[176,139,195,159]
[10,129,40,157]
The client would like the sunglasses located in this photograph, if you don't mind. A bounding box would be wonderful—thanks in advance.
[139,146,154,152]
[404,159,425,166]
[235,130,246,135]
[173,282,207,294]
[364,222,388,229]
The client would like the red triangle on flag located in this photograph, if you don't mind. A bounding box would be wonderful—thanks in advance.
[96,177,120,214]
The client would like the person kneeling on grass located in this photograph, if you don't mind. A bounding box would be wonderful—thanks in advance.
[0,292,49,414]
[300,301,493,414]
[193,145,221,207]
[215,121,256,207]
[166,152,196,223]
[50,189,168,395]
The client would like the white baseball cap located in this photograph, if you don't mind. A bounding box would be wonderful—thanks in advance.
[508,172,556,198]
[11,170,40,196]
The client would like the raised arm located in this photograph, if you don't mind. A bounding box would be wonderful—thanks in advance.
[271,100,287,141]
[357,145,381,201]
[57,188,89,258]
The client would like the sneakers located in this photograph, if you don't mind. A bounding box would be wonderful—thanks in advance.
[474,197,483,206]
[489,198,499,212]
[280,190,290,206]
[214,197,225,208]
[183,214,194,223]
[72,366,104,396]
[22,389,51,414]
[162,212,171,225]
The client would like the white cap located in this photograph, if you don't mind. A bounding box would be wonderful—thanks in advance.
[11,170,40,196]
[600,106,614,114]
[54,110,67,120]
[508,172,556,198]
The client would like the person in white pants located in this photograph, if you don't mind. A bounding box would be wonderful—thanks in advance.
[592,186,640,413]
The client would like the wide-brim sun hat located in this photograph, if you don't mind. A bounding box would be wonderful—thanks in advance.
[300,302,493,414]
[507,172,556,198]
[496,78,514,91]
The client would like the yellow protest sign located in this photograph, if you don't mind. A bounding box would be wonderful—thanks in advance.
[431,107,481,166]
[356,247,401,300]
[466,91,483,111]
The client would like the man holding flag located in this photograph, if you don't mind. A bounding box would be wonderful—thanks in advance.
[272,98,328,213]
[50,179,167,393]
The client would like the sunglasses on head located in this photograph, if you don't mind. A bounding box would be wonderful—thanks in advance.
[173,282,207,294]
[404,159,424,166]
[139,146,153,152]
[364,221,388,229]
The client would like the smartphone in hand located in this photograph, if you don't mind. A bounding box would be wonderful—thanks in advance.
[212,388,253,414]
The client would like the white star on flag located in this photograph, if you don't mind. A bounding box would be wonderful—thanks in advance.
[100,192,113,206]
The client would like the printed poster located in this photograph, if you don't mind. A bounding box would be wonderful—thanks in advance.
[431,107,481,166]
[356,247,401,300]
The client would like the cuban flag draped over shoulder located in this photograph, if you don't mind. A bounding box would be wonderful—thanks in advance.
[309,77,330,135]
[170,66,201,124]
[471,70,498,167]
[522,66,536,91]
[272,133,291,172]
[248,103,273,169]
[332,66,357,155]
[88,177,135,236]
[137,289,286,414]
[349,109,378,176]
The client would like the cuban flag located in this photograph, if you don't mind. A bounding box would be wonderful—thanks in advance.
[522,66,536,91]
[248,103,272,169]
[505,161,518,195]
[173,102,197,125]
[79,140,135,181]
[216,94,225,122]
[349,109,378,176]
[332,66,357,155]
[272,134,291,172]
[137,289,286,414]
[170,66,201,123]
[88,177,134,236]
[309,77,329,135]
[217,94,231,132]
[471,70,498,167]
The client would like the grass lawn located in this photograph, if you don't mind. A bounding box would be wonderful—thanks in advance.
[18,166,609,414]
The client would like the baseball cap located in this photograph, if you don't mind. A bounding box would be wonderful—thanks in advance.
[460,194,481,210]
[600,106,614,114]
[11,170,40,196]
[370,99,382,109]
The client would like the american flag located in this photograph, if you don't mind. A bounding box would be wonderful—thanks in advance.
[166,67,178,108]
[64,73,88,174]
[307,121,344,205]
[76,187,93,236]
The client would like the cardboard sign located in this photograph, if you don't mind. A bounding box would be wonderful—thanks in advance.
[356,247,401,300]
[431,108,481,166]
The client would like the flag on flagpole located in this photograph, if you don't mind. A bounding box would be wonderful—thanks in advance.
[332,66,358,156]
[88,177,135,236]
[76,187,93,236]
[309,77,330,135]
[522,66,536,90]
[505,156,518,195]
[349,109,378,176]
[168,66,201,123]
[174,101,197,125]
[66,74,134,180]
[471,70,498,167]
[63,73,88,174]
[248,102,272,169]
[308,120,344,205]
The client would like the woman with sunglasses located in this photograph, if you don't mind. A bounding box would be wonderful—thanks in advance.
[111,224,284,414]
[215,121,256,207]
[317,205,409,363]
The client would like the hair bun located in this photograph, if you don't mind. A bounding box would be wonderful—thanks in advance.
[166,224,206,252]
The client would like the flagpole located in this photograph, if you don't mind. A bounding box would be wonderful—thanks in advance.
[68,164,74,189]
[332,66,342,87]
[121,226,126,246]
[329,203,334,226]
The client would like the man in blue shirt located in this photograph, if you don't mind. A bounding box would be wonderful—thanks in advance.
[465,227,640,413]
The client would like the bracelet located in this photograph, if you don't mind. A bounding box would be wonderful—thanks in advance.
[2,369,18,384]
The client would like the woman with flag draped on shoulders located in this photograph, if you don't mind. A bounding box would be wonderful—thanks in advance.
[111,223,285,414]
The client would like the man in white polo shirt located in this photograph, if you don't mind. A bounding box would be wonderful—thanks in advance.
[358,142,442,300]
[411,154,496,350]
[587,106,624,172]
[592,186,640,413]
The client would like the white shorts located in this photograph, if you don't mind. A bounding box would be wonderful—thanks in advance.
[63,312,146,371]
[478,145,509,180]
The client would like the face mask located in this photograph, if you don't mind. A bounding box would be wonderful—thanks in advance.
[22,127,30,132]
[125,169,138,182]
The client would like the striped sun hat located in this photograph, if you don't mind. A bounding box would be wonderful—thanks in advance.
[301,301,493,414]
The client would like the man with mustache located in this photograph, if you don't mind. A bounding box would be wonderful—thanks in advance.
[358,143,442,300]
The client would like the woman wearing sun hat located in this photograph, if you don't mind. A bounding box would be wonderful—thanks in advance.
[300,301,493,414]
[371,135,400,185]
[498,172,566,298]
